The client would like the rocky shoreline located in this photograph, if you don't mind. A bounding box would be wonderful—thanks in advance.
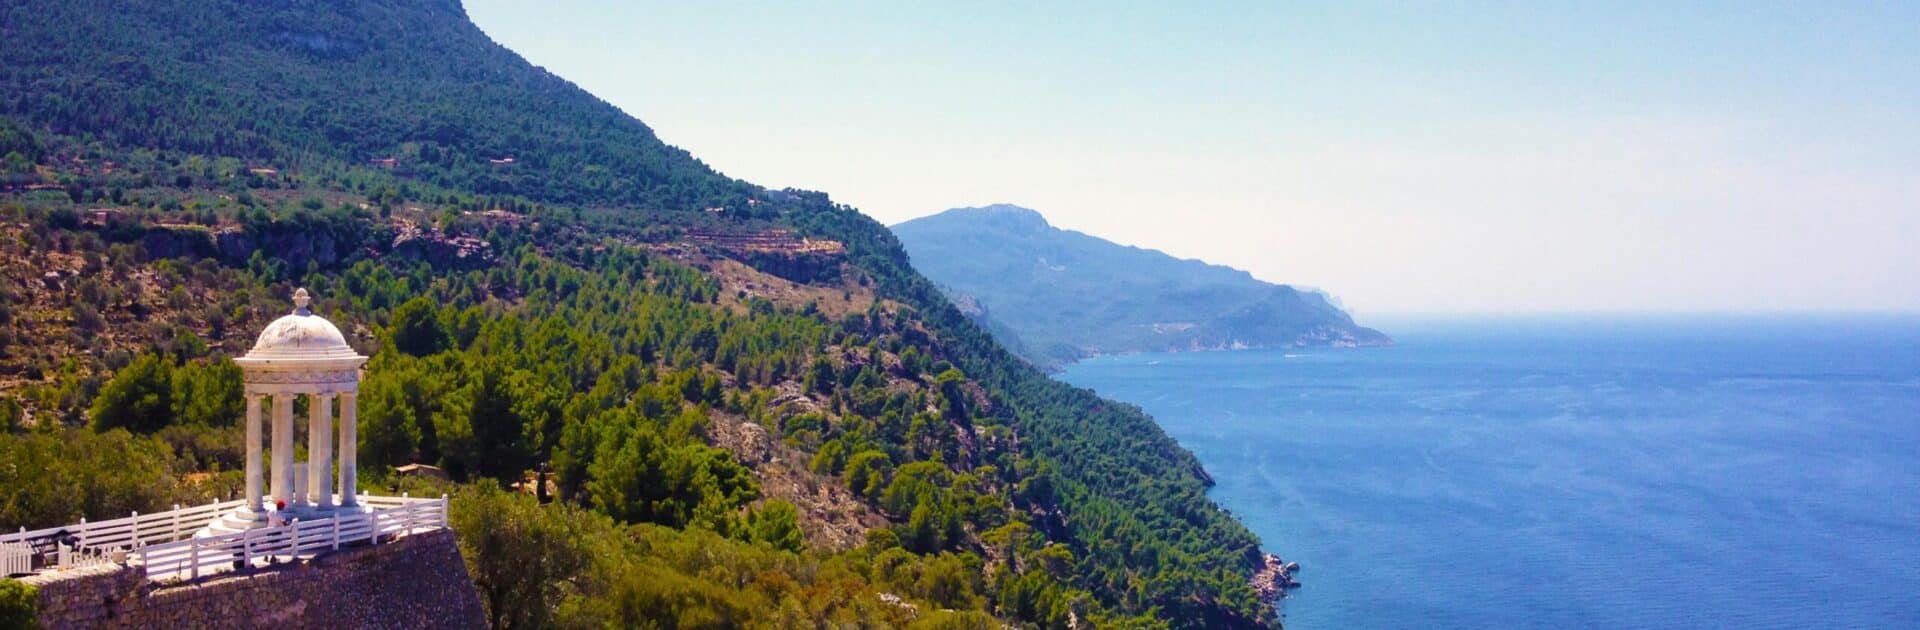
[1250,552,1302,603]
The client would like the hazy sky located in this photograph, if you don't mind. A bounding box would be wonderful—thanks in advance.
[466,1,1918,314]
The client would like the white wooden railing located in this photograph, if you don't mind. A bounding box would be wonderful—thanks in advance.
[0,499,248,558]
[0,494,448,580]
[131,495,447,581]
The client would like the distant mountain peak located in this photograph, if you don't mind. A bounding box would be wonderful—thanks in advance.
[961,203,1042,216]
[911,204,1051,231]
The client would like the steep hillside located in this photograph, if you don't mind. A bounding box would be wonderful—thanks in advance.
[894,204,1390,366]
[0,1,1282,628]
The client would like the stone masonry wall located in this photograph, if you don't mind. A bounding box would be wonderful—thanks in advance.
[25,529,484,629]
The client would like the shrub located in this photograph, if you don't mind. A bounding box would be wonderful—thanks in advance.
[0,429,182,530]
[388,297,451,357]
[88,353,173,432]
[0,579,37,630]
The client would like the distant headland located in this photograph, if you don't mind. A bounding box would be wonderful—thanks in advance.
[893,204,1391,368]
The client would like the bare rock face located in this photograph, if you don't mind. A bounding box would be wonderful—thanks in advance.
[138,226,216,260]
[682,228,847,284]
[764,381,823,420]
[216,226,345,268]
[705,410,888,551]
[390,223,492,270]
[707,413,773,465]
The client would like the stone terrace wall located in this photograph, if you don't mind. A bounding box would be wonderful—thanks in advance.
[26,529,484,629]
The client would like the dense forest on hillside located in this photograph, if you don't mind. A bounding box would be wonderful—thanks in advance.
[0,1,1280,627]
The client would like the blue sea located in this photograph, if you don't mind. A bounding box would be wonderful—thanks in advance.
[1058,315,1920,629]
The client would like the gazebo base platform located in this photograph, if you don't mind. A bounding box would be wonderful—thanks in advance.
[198,497,369,536]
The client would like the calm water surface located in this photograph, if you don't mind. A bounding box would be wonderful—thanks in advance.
[1059,316,1920,629]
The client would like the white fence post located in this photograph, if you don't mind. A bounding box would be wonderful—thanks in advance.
[331,518,341,550]
[188,537,199,579]
[290,519,300,560]
[171,504,181,542]
[440,494,450,528]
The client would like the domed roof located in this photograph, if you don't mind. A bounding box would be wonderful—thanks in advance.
[239,289,364,363]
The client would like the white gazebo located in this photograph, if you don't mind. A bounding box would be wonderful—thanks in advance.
[220,288,368,529]
[1,289,448,579]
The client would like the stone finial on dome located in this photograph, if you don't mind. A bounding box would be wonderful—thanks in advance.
[293,288,312,315]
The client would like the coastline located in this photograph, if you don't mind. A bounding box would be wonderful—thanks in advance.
[1044,342,1395,615]
[1057,317,1920,628]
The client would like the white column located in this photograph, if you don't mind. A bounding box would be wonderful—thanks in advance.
[309,393,334,508]
[271,394,295,507]
[292,393,308,507]
[244,392,264,512]
[338,392,358,507]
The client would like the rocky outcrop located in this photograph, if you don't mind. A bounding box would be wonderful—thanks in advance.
[683,229,847,284]
[705,410,889,551]
[215,226,349,268]
[138,226,217,260]
[737,249,845,284]
[390,223,492,270]
[1249,553,1300,603]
